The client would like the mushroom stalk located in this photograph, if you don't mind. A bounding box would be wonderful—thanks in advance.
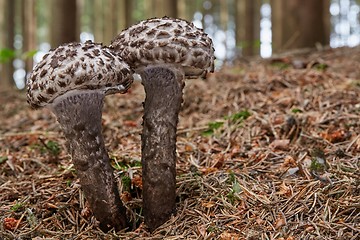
[140,66,184,231]
[51,90,127,231]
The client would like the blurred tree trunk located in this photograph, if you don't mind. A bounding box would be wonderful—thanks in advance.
[116,0,132,33]
[177,0,187,20]
[93,0,104,43]
[146,0,177,18]
[103,0,117,45]
[0,0,15,91]
[235,0,261,56]
[271,0,330,53]
[50,0,78,48]
[93,0,132,44]
[22,0,36,77]
[178,0,195,21]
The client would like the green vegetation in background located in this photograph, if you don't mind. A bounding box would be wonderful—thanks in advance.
[0,48,37,64]
[30,139,61,157]
[0,156,8,164]
[11,201,24,212]
[0,48,16,63]
[111,156,141,171]
[121,175,132,192]
[226,171,241,204]
[291,108,303,113]
[202,109,251,136]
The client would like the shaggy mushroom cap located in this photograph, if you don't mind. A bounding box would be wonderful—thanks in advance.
[110,16,215,78]
[27,41,133,108]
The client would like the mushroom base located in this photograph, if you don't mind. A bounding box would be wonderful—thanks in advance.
[140,66,184,231]
[51,90,127,231]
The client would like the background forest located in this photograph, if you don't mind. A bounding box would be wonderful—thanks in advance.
[0,0,359,91]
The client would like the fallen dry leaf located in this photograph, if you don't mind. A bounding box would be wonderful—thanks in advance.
[121,191,132,202]
[200,167,218,175]
[3,217,20,231]
[274,214,287,229]
[220,231,241,240]
[282,155,297,168]
[201,201,215,208]
[320,129,351,143]
[132,175,143,189]
[277,181,292,197]
[123,120,138,127]
[270,139,290,150]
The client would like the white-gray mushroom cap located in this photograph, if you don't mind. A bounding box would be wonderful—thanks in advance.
[110,16,215,78]
[27,41,134,109]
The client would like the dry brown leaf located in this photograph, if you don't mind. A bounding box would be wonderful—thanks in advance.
[270,139,290,150]
[132,175,143,189]
[81,206,92,219]
[282,155,297,168]
[256,218,264,225]
[220,231,241,240]
[123,120,138,127]
[121,191,132,202]
[45,202,58,209]
[230,145,241,157]
[3,217,20,231]
[212,153,225,169]
[274,214,287,229]
[197,225,207,237]
[201,201,215,208]
[355,137,360,151]
[272,115,285,125]
[320,129,351,143]
[200,167,218,175]
[277,181,292,197]
[184,144,194,152]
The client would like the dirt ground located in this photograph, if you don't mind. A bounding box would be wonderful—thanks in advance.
[0,46,359,239]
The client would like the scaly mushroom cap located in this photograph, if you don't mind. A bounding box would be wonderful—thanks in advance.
[110,16,215,78]
[27,41,134,109]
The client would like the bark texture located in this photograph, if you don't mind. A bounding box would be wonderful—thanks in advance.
[140,67,183,231]
[50,0,78,47]
[52,91,127,231]
[271,0,330,52]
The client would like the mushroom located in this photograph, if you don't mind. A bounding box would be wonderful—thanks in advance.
[110,16,214,231]
[27,41,133,231]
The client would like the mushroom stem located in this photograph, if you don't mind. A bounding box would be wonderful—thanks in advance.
[51,90,127,231]
[140,66,184,231]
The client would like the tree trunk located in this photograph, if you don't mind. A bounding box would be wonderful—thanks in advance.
[147,0,177,18]
[93,0,104,43]
[0,0,15,91]
[235,0,261,56]
[177,0,195,21]
[103,0,116,45]
[22,0,36,81]
[50,0,78,47]
[116,0,132,33]
[271,0,330,53]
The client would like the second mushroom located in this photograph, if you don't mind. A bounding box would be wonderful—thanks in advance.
[27,41,133,231]
[111,17,214,231]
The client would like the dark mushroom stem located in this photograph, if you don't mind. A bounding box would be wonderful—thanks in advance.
[140,66,184,231]
[51,90,127,231]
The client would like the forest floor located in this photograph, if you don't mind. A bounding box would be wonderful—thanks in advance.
[0,46,359,240]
